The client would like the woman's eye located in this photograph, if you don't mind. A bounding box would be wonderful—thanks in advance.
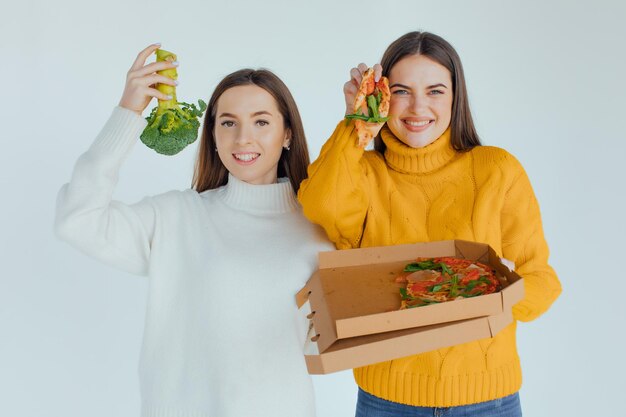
[256,120,269,126]
[429,90,444,95]
[392,89,409,95]
[221,120,235,127]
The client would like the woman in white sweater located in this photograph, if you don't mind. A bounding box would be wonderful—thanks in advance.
[55,43,333,417]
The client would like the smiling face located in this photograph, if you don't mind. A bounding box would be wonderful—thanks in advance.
[386,54,454,148]
[214,85,290,185]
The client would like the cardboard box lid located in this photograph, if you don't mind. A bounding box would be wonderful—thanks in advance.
[298,240,524,353]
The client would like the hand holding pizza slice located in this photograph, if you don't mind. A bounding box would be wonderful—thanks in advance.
[345,67,391,148]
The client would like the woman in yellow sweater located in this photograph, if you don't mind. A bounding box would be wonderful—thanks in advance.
[298,31,561,416]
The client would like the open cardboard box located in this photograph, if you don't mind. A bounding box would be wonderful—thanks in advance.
[296,240,524,374]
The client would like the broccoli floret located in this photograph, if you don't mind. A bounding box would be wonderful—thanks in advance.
[140,49,207,156]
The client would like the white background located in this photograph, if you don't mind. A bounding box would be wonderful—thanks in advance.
[2,0,625,416]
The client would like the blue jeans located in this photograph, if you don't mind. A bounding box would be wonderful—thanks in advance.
[355,388,522,417]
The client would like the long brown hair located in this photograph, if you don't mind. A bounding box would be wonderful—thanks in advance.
[192,69,310,194]
[376,31,482,153]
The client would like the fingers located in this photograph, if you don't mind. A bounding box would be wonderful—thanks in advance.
[349,62,383,85]
[126,73,177,94]
[343,80,357,95]
[132,60,179,78]
[143,74,178,87]
[349,67,362,85]
[129,43,161,72]
[346,62,376,115]
[373,64,383,82]
[145,86,172,101]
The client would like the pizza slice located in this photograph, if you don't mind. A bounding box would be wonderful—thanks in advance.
[345,68,391,147]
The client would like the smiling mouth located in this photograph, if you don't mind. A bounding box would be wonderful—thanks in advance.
[233,152,260,164]
[234,153,260,161]
[402,119,434,131]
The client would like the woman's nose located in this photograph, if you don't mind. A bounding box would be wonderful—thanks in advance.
[234,125,253,145]
[409,95,426,113]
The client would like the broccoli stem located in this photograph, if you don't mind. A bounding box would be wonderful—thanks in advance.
[155,49,178,111]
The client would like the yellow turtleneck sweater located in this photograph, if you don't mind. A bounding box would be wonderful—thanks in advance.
[298,120,561,407]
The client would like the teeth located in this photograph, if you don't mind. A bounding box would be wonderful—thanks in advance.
[234,153,259,162]
[405,120,431,127]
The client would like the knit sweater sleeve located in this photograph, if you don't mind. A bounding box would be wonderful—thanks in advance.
[54,107,156,276]
[297,120,370,249]
[500,156,562,322]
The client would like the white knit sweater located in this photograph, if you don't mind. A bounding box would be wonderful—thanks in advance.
[54,107,334,417]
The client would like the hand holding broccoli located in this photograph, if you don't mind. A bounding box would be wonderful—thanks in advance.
[119,44,207,155]
[119,43,178,115]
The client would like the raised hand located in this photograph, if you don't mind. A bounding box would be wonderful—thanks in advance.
[118,43,179,115]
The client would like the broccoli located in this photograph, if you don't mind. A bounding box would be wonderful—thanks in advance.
[140,48,207,156]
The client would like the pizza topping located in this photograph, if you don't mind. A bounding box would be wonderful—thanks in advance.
[397,257,501,309]
[406,269,441,283]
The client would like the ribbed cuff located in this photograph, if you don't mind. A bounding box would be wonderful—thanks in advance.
[89,106,147,157]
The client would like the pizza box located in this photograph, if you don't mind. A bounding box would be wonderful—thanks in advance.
[302,311,514,375]
[296,240,524,374]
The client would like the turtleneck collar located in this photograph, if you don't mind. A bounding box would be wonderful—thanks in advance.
[381,126,457,174]
[220,173,300,214]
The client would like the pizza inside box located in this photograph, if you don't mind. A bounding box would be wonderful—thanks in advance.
[296,240,524,374]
